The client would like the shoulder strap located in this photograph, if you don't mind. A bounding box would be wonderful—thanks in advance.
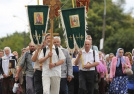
[43,47,46,57]
[43,46,59,58]
[93,50,95,62]
[55,46,59,58]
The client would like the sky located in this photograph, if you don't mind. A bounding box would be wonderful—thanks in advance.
[0,0,134,38]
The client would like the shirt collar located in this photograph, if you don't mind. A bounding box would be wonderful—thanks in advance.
[46,45,55,49]
[82,49,93,53]
[59,46,64,49]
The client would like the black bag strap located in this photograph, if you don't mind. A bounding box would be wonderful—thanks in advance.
[93,50,98,72]
[43,47,46,57]
[55,47,59,58]
[43,46,59,58]
[93,50,95,62]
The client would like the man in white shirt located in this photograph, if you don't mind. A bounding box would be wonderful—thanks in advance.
[75,40,99,94]
[53,36,73,94]
[39,34,65,94]
[31,40,46,94]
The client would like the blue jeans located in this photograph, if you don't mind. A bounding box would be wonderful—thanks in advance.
[60,78,68,94]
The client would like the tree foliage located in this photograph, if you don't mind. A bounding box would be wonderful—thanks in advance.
[0,32,30,56]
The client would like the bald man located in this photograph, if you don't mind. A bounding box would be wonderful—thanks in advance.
[15,42,36,94]
[75,40,99,94]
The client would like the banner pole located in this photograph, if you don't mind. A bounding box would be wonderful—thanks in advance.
[37,0,39,5]
[72,0,74,8]
[50,19,53,64]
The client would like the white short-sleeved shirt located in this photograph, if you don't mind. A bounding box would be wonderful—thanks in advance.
[78,49,99,71]
[39,45,65,77]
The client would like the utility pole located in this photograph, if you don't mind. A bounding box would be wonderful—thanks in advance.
[102,0,106,52]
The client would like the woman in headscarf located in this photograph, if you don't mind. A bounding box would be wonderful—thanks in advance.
[125,52,134,94]
[2,47,16,94]
[109,48,131,94]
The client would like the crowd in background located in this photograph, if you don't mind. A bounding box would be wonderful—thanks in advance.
[0,34,134,94]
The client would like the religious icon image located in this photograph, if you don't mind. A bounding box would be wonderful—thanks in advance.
[34,12,44,25]
[9,59,15,68]
[69,14,80,28]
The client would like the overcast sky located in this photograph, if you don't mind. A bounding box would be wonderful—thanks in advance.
[0,0,134,38]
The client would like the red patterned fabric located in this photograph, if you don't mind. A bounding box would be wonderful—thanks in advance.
[75,0,90,12]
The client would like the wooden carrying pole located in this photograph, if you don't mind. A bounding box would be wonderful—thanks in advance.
[43,0,61,64]
[50,19,53,64]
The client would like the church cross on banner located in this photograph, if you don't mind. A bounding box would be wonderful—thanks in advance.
[43,0,61,64]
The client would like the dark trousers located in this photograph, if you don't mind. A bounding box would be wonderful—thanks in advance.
[2,77,14,94]
[79,71,95,94]
[34,70,43,94]
[22,75,26,94]
[0,79,2,94]
[68,72,79,94]
[60,78,68,94]
[128,89,134,94]
[98,78,106,94]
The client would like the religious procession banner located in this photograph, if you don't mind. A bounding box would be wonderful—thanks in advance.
[75,0,90,12]
[60,7,87,49]
[27,5,49,44]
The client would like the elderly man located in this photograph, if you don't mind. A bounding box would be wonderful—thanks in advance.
[15,42,36,94]
[75,40,99,94]
[53,36,73,94]
[39,34,65,94]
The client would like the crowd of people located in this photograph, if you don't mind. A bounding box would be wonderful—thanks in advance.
[0,34,134,94]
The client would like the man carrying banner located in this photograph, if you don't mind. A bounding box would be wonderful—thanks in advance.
[31,40,46,94]
[39,34,65,94]
[75,40,99,94]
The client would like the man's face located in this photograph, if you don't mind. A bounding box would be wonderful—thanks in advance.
[29,44,36,52]
[46,35,51,46]
[0,52,4,57]
[84,40,91,50]
[53,38,60,47]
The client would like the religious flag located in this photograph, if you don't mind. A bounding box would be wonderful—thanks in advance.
[76,0,90,12]
[60,7,87,49]
[43,0,61,19]
[27,5,49,44]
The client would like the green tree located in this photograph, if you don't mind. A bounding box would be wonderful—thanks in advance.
[0,32,30,56]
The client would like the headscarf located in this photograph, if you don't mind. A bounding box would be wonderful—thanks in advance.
[116,48,125,67]
[4,47,13,58]
[2,47,14,76]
